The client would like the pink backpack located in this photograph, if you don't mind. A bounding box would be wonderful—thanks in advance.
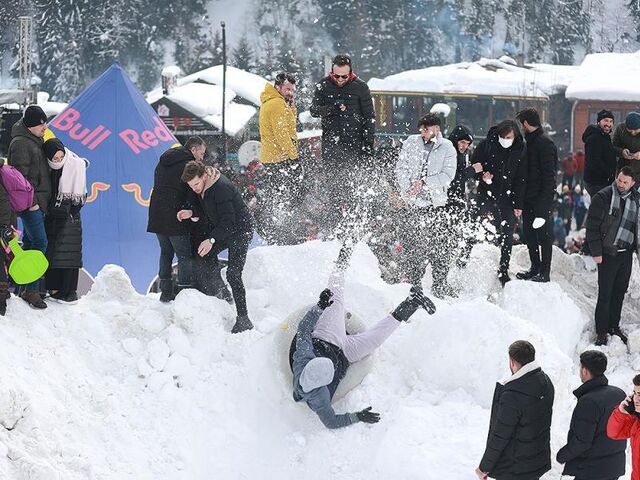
[0,165,34,213]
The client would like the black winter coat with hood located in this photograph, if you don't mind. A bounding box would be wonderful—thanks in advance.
[7,120,51,213]
[447,125,475,203]
[523,128,558,217]
[582,124,617,188]
[310,74,375,163]
[471,126,527,209]
[479,364,555,480]
[557,375,626,480]
[147,147,195,236]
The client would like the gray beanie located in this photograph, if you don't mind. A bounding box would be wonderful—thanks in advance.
[299,357,335,393]
[626,112,640,130]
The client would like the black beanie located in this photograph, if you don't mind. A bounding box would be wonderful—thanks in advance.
[23,105,48,128]
[43,138,65,160]
[596,109,614,123]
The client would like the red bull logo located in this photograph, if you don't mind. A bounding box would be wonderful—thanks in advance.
[121,183,152,207]
[87,182,111,203]
[120,117,175,154]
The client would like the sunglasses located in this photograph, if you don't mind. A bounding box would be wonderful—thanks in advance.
[333,73,349,80]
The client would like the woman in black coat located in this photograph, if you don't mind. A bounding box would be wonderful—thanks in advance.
[471,120,527,285]
[42,138,88,304]
[177,160,254,334]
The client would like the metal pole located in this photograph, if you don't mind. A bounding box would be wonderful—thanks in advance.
[221,21,227,166]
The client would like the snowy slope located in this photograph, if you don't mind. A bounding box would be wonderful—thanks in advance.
[0,241,639,479]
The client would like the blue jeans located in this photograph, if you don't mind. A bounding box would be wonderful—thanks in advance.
[156,234,192,287]
[19,208,48,291]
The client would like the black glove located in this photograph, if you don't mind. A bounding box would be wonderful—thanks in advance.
[410,286,436,315]
[317,288,334,310]
[0,226,14,244]
[391,286,436,322]
[356,406,380,424]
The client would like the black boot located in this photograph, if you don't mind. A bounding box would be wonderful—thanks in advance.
[498,270,511,287]
[516,266,540,280]
[610,327,628,345]
[530,265,551,283]
[159,279,175,303]
[231,314,254,333]
[0,281,8,316]
[595,333,608,346]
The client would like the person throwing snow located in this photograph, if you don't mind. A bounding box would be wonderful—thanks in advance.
[290,243,436,428]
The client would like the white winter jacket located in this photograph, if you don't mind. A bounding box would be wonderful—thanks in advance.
[395,133,457,208]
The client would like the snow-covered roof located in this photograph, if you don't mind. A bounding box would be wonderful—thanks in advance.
[0,91,67,117]
[147,65,268,136]
[368,57,579,99]
[565,50,640,102]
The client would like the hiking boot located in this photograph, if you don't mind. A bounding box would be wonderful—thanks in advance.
[516,267,540,280]
[159,279,175,303]
[21,290,47,309]
[610,327,628,345]
[595,333,608,346]
[231,314,254,333]
[530,273,550,283]
[51,291,79,305]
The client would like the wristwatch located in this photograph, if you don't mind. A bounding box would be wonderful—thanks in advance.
[209,237,215,245]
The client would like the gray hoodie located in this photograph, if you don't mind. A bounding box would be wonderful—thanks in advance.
[292,306,359,429]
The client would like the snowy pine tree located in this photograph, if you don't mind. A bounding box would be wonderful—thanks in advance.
[551,0,591,64]
[232,33,256,72]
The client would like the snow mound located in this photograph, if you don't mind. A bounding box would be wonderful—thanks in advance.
[0,241,638,479]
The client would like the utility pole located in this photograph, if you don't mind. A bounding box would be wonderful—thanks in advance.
[221,21,227,166]
[18,16,34,104]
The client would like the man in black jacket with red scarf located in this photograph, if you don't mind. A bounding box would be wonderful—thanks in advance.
[515,108,558,283]
[310,54,375,235]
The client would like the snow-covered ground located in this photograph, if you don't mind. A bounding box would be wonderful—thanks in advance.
[0,241,639,479]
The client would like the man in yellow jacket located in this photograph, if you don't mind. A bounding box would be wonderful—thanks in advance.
[258,72,304,244]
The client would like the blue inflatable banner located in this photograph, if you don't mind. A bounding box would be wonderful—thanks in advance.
[48,64,178,291]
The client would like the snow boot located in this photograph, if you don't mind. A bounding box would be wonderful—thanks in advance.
[595,333,608,346]
[610,327,628,345]
[530,264,551,283]
[159,279,175,303]
[20,290,47,309]
[516,266,540,280]
[51,291,79,305]
[231,314,254,334]
[0,281,9,316]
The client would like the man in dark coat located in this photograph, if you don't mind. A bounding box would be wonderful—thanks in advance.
[310,54,375,235]
[472,120,527,285]
[585,166,639,346]
[148,136,205,302]
[557,350,626,480]
[7,105,51,309]
[515,108,558,283]
[583,109,617,198]
[178,161,255,333]
[613,111,640,178]
[476,340,554,480]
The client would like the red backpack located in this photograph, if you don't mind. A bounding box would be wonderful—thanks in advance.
[0,165,35,213]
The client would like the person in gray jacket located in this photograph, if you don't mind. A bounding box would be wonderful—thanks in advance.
[291,243,435,429]
[395,113,457,298]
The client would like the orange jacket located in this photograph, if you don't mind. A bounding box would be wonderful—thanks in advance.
[607,407,637,479]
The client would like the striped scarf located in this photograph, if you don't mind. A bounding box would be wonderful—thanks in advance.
[610,183,639,250]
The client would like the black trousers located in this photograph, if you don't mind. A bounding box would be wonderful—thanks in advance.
[522,205,553,274]
[45,268,79,295]
[259,160,305,244]
[479,201,515,274]
[209,231,252,317]
[595,250,633,334]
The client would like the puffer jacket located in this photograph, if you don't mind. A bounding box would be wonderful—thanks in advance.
[613,122,640,177]
[7,120,51,213]
[447,125,475,202]
[395,133,457,208]
[583,124,617,187]
[259,83,298,164]
[608,406,640,480]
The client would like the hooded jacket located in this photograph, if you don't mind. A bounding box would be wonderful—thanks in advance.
[613,122,640,178]
[471,126,527,209]
[395,132,457,208]
[557,375,626,479]
[310,74,375,162]
[7,119,51,213]
[608,405,640,480]
[523,128,557,217]
[447,125,475,202]
[479,361,555,479]
[147,146,195,236]
[582,124,617,188]
[259,83,298,164]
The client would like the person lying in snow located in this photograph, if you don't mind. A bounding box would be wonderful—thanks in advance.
[290,243,436,429]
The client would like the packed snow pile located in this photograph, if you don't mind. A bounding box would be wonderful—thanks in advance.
[0,241,639,479]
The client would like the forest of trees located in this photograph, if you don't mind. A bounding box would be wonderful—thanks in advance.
[0,0,639,102]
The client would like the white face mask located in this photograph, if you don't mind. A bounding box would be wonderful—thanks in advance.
[499,137,514,149]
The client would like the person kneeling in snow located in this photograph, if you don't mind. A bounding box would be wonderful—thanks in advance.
[291,245,435,429]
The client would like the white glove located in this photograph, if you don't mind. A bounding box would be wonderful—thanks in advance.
[532,217,546,229]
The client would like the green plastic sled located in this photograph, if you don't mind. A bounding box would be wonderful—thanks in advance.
[5,237,49,285]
